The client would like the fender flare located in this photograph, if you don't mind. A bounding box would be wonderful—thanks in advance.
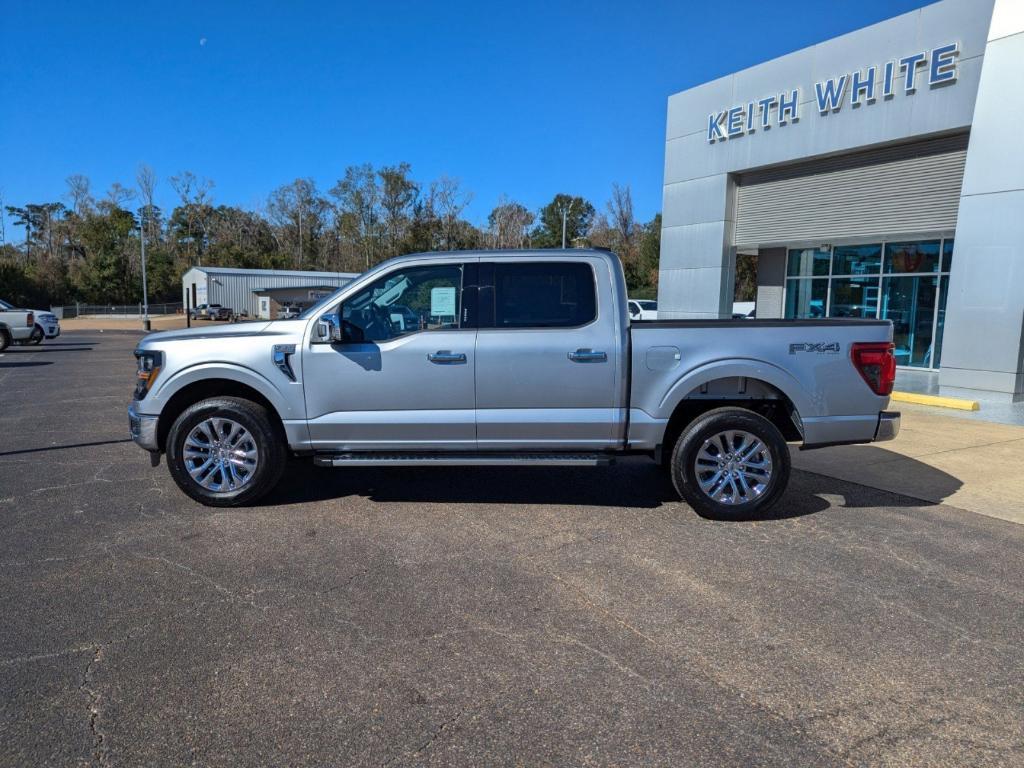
[656,358,817,420]
[150,362,298,421]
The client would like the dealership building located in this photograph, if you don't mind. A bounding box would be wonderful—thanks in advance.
[658,0,1024,402]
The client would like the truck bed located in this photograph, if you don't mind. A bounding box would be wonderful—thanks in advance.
[628,317,894,448]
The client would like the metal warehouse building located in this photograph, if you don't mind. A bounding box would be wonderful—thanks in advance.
[181,267,359,319]
[659,0,1024,402]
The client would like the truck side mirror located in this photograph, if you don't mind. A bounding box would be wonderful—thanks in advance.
[315,306,345,344]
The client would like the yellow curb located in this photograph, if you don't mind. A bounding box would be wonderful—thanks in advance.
[891,391,980,411]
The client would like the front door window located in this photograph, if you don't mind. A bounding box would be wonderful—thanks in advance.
[341,264,463,342]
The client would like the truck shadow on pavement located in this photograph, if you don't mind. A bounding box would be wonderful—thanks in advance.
[258,453,963,521]
[0,360,54,368]
[2,346,93,353]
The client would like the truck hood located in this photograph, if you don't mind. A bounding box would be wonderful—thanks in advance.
[142,321,298,345]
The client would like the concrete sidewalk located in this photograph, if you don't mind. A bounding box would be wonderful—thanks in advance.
[792,404,1024,525]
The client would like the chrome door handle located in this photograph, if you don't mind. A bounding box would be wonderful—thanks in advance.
[567,349,607,363]
[427,350,467,364]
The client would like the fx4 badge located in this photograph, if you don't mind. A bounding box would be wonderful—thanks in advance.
[789,342,841,355]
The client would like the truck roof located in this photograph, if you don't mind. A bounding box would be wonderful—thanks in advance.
[379,248,621,269]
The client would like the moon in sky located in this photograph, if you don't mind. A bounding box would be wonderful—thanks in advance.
[199,37,207,46]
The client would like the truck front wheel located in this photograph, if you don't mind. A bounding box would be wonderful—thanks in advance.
[670,407,790,520]
[166,396,286,507]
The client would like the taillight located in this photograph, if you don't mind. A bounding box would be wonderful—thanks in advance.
[26,312,33,327]
[851,342,896,396]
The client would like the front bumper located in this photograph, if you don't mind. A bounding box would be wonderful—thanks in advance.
[128,404,160,451]
[875,411,901,442]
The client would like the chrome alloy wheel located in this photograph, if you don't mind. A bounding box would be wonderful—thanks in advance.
[183,417,259,492]
[693,429,773,505]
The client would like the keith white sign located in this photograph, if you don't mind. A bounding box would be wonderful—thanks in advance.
[707,42,959,143]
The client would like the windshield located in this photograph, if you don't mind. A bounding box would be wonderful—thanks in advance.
[638,300,657,310]
[0,299,13,310]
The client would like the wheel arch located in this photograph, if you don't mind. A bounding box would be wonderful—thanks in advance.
[155,378,288,452]
[657,374,804,465]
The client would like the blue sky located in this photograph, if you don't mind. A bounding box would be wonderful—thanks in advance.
[1,0,927,234]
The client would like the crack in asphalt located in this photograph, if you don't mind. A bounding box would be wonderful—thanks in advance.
[80,644,107,767]
[126,550,265,611]
[0,645,96,668]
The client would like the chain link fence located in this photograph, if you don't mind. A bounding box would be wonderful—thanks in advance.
[57,302,184,319]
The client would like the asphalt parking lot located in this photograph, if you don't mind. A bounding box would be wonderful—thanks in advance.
[1,332,1022,767]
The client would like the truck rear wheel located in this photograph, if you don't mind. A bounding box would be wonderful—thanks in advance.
[670,407,790,520]
[166,396,286,507]
[0,329,9,352]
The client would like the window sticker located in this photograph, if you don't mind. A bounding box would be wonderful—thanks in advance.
[431,286,456,318]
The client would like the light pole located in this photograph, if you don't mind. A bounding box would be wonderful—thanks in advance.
[140,206,150,331]
[559,199,575,249]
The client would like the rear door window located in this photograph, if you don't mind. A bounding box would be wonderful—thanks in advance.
[489,262,596,329]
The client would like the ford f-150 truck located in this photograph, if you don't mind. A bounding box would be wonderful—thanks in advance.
[129,249,899,518]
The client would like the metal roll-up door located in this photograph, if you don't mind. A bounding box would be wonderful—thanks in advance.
[734,133,968,247]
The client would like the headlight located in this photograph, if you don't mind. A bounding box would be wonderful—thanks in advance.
[133,350,163,399]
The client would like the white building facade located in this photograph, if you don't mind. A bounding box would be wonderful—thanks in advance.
[659,0,1024,402]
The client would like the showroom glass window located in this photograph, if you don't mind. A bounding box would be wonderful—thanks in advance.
[784,238,954,369]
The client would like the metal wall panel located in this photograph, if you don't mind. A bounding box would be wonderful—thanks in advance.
[734,134,969,247]
[206,273,355,318]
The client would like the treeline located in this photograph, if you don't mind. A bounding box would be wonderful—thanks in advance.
[0,164,662,307]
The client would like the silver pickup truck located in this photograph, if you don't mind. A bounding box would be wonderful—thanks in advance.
[129,249,899,518]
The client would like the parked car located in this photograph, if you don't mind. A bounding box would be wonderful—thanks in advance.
[0,302,34,351]
[628,299,657,320]
[190,304,232,321]
[0,299,59,344]
[277,304,301,320]
[129,249,899,517]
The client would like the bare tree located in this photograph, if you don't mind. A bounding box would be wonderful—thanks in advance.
[267,178,329,268]
[431,176,473,251]
[104,182,136,210]
[65,175,95,217]
[607,183,635,252]
[378,163,418,256]
[330,164,381,269]
[169,171,215,265]
[487,195,534,249]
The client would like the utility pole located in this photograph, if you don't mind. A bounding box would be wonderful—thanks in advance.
[140,207,151,331]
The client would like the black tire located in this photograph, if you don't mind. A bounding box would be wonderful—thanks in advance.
[0,329,9,352]
[670,407,790,520]
[28,325,44,345]
[166,396,286,507]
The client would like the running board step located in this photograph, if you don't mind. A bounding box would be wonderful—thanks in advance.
[313,452,615,468]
